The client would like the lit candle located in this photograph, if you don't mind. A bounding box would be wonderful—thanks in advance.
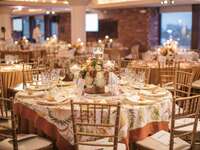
[68,44,72,48]
[98,39,102,43]
[77,38,81,42]
[105,35,109,39]
[80,42,84,46]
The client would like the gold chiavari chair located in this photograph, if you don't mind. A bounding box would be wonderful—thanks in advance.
[191,67,200,95]
[109,52,122,68]
[131,66,151,84]
[70,101,126,150]
[158,62,179,89]
[0,97,53,150]
[0,74,3,98]
[136,95,200,150]
[22,62,49,86]
[174,70,194,98]
[0,97,12,133]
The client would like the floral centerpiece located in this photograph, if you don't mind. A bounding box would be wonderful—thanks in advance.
[67,39,85,55]
[16,37,29,50]
[159,39,178,63]
[80,58,109,94]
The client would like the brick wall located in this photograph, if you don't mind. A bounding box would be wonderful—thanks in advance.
[96,7,160,50]
[57,7,160,50]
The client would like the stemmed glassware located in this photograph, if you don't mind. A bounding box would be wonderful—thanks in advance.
[58,68,66,87]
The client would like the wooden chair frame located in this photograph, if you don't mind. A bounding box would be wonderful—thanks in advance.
[131,66,151,84]
[174,70,194,98]
[158,62,180,87]
[0,97,18,150]
[71,101,121,150]
[170,95,200,150]
[22,62,49,88]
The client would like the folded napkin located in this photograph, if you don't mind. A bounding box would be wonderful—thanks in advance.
[151,130,170,145]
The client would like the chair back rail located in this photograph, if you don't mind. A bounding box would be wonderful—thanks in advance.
[71,101,121,150]
[131,66,151,84]
[22,62,49,86]
[174,70,194,98]
[0,97,18,150]
[158,62,180,87]
[170,95,200,150]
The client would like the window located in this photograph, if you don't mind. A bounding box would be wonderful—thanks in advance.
[51,22,58,37]
[13,18,23,31]
[161,12,192,48]
[23,16,30,39]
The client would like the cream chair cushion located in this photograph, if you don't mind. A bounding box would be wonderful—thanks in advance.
[136,130,190,150]
[192,80,200,89]
[0,134,52,150]
[78,138,126,150]
[171,118,200,142]
[0,119,12,129]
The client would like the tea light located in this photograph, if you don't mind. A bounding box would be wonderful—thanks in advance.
[77,38,81,42]
[23,36,27,40]
[80,42,84,46]
[105,35,109,39]
[67,44,72,48]
[98,39,102,43]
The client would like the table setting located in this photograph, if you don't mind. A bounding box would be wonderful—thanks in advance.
[14,60,172,150]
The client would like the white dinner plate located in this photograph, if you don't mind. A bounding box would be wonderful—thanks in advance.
[27,84,54,91]
[140,89,167,97]
[131,84,157,90]
[17,91,44,98]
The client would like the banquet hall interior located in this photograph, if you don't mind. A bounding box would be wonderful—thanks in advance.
[0,0,200,150]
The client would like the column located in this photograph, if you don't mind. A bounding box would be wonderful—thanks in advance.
[71,5,86,44]
[0,7,12,40]
[192,5,200,49]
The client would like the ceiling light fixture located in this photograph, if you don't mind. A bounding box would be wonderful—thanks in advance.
[160,0,175,5]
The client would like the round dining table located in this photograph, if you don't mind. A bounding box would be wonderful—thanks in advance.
[0,64,32,97]
[14,81,172,150]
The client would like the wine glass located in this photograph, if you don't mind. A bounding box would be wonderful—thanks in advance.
[59,69,66,87]
[138,71,145,89]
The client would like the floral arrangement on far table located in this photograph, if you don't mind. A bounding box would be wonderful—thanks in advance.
[159,39,178,63]
[15,37,29,50]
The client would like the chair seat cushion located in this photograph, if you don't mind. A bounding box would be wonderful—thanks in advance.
[192,80,200,89]
[78,138,126,150]
[136,130,190,150]
[0,134,52,150]
[0,120,11,130]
